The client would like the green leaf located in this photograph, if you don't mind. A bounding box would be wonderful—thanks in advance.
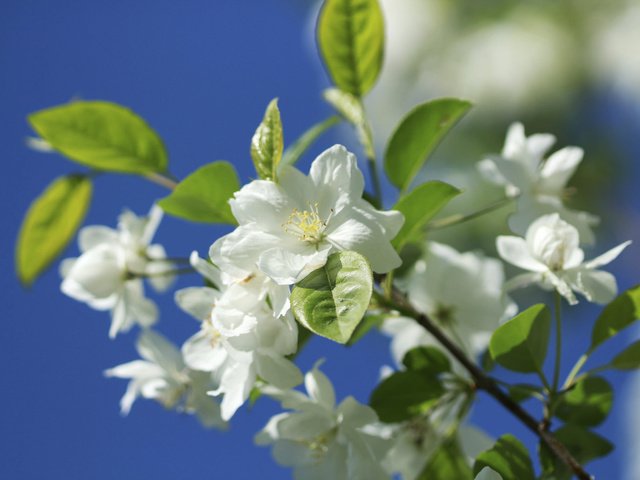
[402,346,451,375]
[555,376,613,427]
[391,181,461,249]
[489,304,551,374]
[317,0,384,97]
[290,251,373,344]
[346,313,385,346]
[609,340,640,370]
[418,439,473,480]
[473,434,535,480]
[16,175,92,286]
[590,285,640,351]
[29,101,167,174]
[250,98,283,181]
[540,425,613,480]
[281,116,340,169]
[158,161,239,224]
[508,384,543,403]
[384,99,471,192]
[369,370,445,423]
[323,88,374,158]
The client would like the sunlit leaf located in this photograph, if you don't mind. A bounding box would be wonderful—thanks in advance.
[250,98,283,181]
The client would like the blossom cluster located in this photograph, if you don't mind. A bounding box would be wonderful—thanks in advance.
[58,123,631,478]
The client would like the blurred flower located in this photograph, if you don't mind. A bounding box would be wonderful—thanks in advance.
[479,122,599,244]
[60,205,173,338]
[105,329,226,429]
[256,363,391,480]
[211,145,403,285]
[176,253,301,421]
[383,242,516,363]
[497,213,631,304]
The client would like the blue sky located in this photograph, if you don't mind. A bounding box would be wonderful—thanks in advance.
[2,1,638,479]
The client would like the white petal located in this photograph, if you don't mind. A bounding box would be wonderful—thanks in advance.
[277,411,335,441]
[104,360,163,380]
[78,226,119,252]
[573,269,618,305]
[146,257,175,292]
[539,146,583,194]
[337,396,378,428]
[123,281,158,328]
[546,272,578,305]
[256,352,303,390]
[305,363,336,410]
[190,251,223,286]
[141,204,163,245]
[229,179,294,228]
[491,156,534,190]
[309,145,365,201]
[496,236,546,272]
[327,212,401,273]
[175,287,219,321]
[216,361,256,421]
[585,241,631,269]
[258,246,331,285]
[526,133,556,162]
[504,272,542,292]
[182,330,228,372]
[477,158,508,186]
[136,329,183,374]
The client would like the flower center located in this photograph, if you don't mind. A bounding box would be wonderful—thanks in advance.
[283,203,330,243]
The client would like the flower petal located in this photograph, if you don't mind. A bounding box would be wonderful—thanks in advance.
[175,287,219,321]
[585,240,631,269]
[182,330,228,372]
[496,236,546,272]
[256,352,303,390]
[539,146,583,194]
[78,226,118,252]
[258,246,331,285]
[305,363,336,410]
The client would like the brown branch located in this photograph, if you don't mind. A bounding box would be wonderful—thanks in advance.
[375,291,592,480]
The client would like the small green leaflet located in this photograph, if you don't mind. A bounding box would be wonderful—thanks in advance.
[609,339,640,370]
[250,98,283,181]
[281,116,340,169]
[473,434,535,480]
[555,376,613,427]
[418,439,473,480]
[317,0,384,97]
[290,251,372,344]
[402,346,451,375]
[323,88,374,158]
[384,99,471,192]
[391,181,461,249]
[16,175,92,286]
[158,161,239,224]
[489,304,551,375]
[590,285,640,352]
[29,101,168,174]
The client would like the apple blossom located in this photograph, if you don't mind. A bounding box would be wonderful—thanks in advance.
[175,253,302,421]
[60,205,173,338]
[256,363,391,480]
[497,213,631,305]
[384,242,517,363]
[105,329,226,429]
[211,145,403,285]
[479,122,599,244]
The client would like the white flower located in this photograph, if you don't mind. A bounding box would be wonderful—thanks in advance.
[383,242,517,364]
[211,144,403,285]
[176,253,302,421]
[105,329,226,429]
[497,213,631,305]
[61,205,173,338]
[255,364,391,480]
[479,122,599,244]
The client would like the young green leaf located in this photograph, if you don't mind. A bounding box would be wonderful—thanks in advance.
[16,175,92,286]
[250,98,283,181]
[158,161,239,224]
[384,99,471,192]
[391,181,461,249]
[539,425,613,480]
[317,0,384,97]
[323,88,374,158]
[508,384,544,403]
[590,285,640,351]
[290,251,373,344]
[489,304,551,374]
[418,439,473,480]
[609,340,640,370]
[402,346,451,375]
[473,434,535,480]
[281,116,340,169]
[369,370,445,423]
[29,101,167,174]
[555,376,613,427]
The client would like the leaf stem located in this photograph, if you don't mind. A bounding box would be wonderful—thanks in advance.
[563,354,589,390]
[145,172,179,190]
[552,292,563,393]
[374,289,593,480]
[426,196,514,231]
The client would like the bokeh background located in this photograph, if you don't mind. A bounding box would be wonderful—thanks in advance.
[2,1,639,478]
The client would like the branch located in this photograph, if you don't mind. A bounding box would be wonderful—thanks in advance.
[375,290,593,480]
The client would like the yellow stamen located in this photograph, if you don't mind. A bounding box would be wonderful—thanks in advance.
[282,202,329,243]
